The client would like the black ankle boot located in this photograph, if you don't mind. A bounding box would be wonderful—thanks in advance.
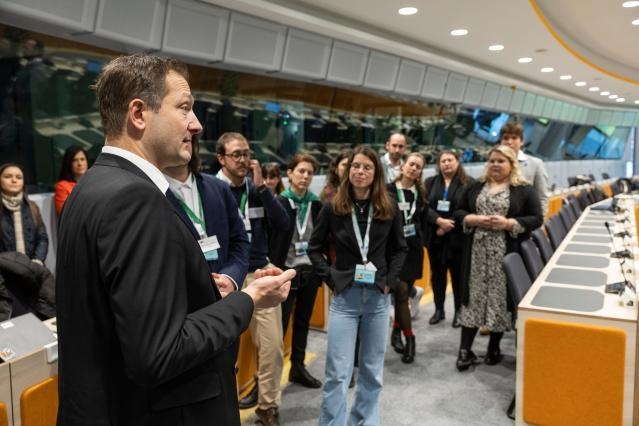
[451,311,461,328]
[429,309,445,325]
[391,328,404,354]
[456,349,478,371]
[289,362,322,388]
[484,348,503,365]
[401,336,415,364]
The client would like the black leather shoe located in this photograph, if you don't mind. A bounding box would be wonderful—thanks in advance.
[390,328,404,354]
[484,348,503,366]
[429,310,445,325]
[289,362,322,388]
[456,349,478,371]
[451,311,461,328]
[238,383,258,409]
[401,335,415,364]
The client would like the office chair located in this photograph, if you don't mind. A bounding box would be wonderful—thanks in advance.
[502,252,534,421]
[545,215,567,250]
[558,206,576,232]
[520,239,544,281]
[531,228,554,264]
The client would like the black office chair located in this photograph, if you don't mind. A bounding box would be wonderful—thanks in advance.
[545,215,567,250]
[558,206,576,231]
[502,252,534,420]
[531,228,554,264]
[520,239,544,281]
[567,176,578,187]
[602,172,610,180]
[567,197,582,218]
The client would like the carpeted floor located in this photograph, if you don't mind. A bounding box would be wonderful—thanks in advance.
[242,296,516,425]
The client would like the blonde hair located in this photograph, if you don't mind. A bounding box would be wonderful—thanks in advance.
[479,145,529,186]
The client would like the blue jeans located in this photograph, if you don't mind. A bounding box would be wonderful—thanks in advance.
[319,284,390,426]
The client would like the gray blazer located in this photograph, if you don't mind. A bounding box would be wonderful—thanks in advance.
[519,153,549,215]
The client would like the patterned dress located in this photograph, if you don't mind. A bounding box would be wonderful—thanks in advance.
[459,185,519,332]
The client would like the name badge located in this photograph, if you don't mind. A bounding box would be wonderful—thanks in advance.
[436,200,451,212]
[354,262,377,285]
[398,202,410,211]
[199,235,220,261]
[248,207,265,218]
[295,241,308,256]
[243,218,252,231]
[403,223,416,237]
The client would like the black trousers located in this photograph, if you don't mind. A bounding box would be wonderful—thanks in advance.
[430,255,463,312]
[281,270,319,364]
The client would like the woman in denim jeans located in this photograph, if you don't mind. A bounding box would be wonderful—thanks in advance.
[308,145,407,426]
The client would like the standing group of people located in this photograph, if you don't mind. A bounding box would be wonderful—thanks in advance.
[1,53,550,426]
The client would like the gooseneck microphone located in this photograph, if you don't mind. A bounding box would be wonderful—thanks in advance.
[604,221,632,259]
[604,221,635,295]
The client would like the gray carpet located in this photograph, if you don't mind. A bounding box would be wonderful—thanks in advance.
[242,297,516,425]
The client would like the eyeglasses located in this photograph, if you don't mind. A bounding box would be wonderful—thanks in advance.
[351,162,374,173]
[224,150,252,161]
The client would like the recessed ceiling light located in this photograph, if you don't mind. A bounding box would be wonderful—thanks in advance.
[600,91,610,96]
[609,94,619,99]
[559,75,572,80]
[622,1,639,7]
[518,57,532,63]
[398,7,418,15]
[488,44,504,51]
[540,67,554,73]
[575,81,587,86]
[632,19,639,25]
[616,98,626,102]
[589,87,600,92]
[450,29,469,36]
[635,100,639,104]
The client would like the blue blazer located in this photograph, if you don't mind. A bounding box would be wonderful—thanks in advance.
[167,173,250,287]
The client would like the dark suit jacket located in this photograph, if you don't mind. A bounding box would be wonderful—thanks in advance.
[308,202,408,294]
[167,173,250,287]
[56,154,254,426]
[454,181,543,309]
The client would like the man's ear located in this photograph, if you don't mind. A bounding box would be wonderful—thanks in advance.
[128,99,147,131]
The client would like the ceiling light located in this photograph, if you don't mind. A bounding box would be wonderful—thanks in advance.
[589,87,600,92]
[398,7,418,15]
[559,75,572,80]
[622,1,639,7]
[575,81,587,86]
[540,67,554,73]
[632,19,639,25]
[635,100,639,104]
[600,91,610,96]
[616,98,626,102]
[488,44,504,51]
[609,94,619,99]
[450,29,469,36]
[518,57,532,63]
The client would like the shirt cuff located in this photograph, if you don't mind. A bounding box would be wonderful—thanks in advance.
[222,274,239,290]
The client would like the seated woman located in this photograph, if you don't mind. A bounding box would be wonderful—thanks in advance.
[454,145,542,370]
[0,163,54,319]
[54,145,88,215]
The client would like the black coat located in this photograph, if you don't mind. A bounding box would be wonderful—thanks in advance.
[308,202,408,294]
[56,154,254,426]
[454,181,543,309]
[386,183,428,281]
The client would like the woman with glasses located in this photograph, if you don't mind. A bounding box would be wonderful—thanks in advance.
[308,145,407,426]
[262,162,284,194]
[269,154,323,389]
[387,152,428,364]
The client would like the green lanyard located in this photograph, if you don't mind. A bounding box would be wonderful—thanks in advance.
[239,181,249,217]
[176,191,205,229]
[395,183,417,225]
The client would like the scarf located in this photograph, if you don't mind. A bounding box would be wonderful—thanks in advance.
[281,188,319,226]
[1,192,25,255]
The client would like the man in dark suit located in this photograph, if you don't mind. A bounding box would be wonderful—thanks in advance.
[55,54,293,426]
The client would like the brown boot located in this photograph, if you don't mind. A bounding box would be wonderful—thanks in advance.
[255,406,279,426]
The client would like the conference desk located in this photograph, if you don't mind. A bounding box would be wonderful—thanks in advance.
[516,197,638,425]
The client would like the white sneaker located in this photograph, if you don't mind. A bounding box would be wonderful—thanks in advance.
[410,286,424,319]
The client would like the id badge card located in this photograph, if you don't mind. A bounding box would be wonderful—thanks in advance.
[436,200,450,212]
[398,202,410,211]
[249,207,265,218]
[354,262,376,285]
[403,223,416,237]
[295,241,308,256]
[199,235,220,261]
[243,218,252,232]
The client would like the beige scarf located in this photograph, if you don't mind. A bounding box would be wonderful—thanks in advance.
[1,192,26,255]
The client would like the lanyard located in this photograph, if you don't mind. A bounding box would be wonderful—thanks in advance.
[442,186,449,201]
[288,199,312,239]
[216,170,249,218]
[395,182,417,224]
[175,192,205,229]
[351,206,372,264]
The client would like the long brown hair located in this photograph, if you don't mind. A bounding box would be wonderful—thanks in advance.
[435,150,469,186]
[393,152,427,204]
[333,145,394,220]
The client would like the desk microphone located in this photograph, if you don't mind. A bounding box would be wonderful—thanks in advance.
[604,221,633,259]
[604,221,635,294]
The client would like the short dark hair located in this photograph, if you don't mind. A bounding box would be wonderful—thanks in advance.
[58,146,88,181]
[94,54,189,138]
[499,122,524,141]
[216,132,247,156]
